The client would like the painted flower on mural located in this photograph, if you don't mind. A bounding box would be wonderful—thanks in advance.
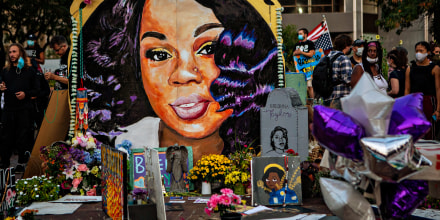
[188,154,231,183]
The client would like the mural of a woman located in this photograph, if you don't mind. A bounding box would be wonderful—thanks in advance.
[81,0,279,162]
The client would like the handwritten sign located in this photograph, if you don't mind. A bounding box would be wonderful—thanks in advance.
[101,145,127,220]
[130,149,147,190]
[293,48,324,80]
[0,168,15,219]
[260,88,308,160]
[156,147,194,191]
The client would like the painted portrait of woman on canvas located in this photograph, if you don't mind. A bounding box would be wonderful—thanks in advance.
[80,0,280,162]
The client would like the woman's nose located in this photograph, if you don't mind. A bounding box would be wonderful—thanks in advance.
[169,55,202,85]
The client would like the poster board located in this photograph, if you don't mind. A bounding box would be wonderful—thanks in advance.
[101,145,128,219]
[293,48,325,81]
[0,168,15,218]
[145,148,166,220]
[130,148,147,190]
[155,147,194,191]
[252,156,302,206]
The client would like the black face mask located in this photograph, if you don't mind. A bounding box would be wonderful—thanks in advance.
[345,47,352,55]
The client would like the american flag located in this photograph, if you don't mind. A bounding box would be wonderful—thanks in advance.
[307,20,333,51]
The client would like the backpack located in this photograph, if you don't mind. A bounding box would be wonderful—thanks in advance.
[312,53,343,99]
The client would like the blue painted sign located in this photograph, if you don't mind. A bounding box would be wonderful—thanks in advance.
[293,48,324,80]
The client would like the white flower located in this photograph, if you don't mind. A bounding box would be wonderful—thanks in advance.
[36,195,39,198]
[34,188,38,191]
[24,181,28,184]
[19,192,23,195]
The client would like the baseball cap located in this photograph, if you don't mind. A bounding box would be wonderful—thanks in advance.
[28,34,37,40]
[353,39,365,47]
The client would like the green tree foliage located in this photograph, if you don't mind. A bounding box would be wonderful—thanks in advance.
[1,0,73,68]
[282,24,299,72]
[375,0,440,41]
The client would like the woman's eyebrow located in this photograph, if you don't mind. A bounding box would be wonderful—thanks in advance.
[141,31,166,40]
[194,23,223,37]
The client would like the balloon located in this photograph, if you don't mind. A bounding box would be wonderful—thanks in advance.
[379,179,429,219]
[320,178,375,220]
[360,135,432,182]
[313,105,365,161]
[341,74,395,136]
[388,93,431,141]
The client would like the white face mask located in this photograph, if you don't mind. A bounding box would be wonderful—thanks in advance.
[415,52,428,62]
[356,47,363,56]
[366,56,378,64]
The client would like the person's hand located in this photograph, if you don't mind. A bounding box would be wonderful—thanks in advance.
[433,110,440,121]
[44,72,53,80]
[0,82,6,91]
[15,91,25,100]
[293,49,300,56]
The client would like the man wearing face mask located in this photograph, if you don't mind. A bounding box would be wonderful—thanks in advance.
[293,28,316,100]
[0,43,40,171]
[350,39,364,68]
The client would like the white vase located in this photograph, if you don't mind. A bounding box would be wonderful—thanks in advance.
[201,181,211,195]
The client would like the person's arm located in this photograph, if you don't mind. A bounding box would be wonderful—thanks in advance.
[45,72,69,85]
[387,78,399,96]
[433,65,440,119]
[350,65,363,88]
[404,66,411,95]
[301,49,315,58]
[36,51,45,64]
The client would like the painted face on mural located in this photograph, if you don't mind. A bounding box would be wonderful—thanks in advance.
[139,0,233,139]
[266,172,281,190]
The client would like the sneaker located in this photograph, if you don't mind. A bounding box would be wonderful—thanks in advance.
[15,164,26,173]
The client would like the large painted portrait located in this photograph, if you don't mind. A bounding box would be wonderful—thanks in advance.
[80,0,280,162]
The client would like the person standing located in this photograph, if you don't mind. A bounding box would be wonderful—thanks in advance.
[326,34,353,110]
[25,34,45,72]
[293,28,316,100]
[350,39,365,68]
[387,49,408,98]
[0,43,40,171]
[44,35,69,90]
[405,41,440,140]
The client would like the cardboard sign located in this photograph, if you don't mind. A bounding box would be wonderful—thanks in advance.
[145,148,166,220]
[156,147,194,191]
[130,148,147,190]
[260,88,308,161]
[101,145,128,220]
[252,156,302,206]
[0,168,15,218]
[293,48,324,80]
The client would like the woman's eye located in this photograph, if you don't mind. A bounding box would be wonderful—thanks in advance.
[197,41,216,56]
[145,49,172,61]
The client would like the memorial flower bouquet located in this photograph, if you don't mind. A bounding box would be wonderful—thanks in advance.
[188,154,231,183]
[15,176,61,206]
[205,188,242,217]
[40,142,73,178]
[62,163,101,196]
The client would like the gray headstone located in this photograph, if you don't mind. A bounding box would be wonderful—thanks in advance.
[260,88,308,161]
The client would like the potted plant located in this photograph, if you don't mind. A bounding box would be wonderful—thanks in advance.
[205,188,242,220]
[188,154,231,194]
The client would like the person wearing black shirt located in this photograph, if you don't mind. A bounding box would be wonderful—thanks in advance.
[0,43,40,171]
[387,49,407,98]
[44,35,69,90]
[350,39,365,68]
[293,28,316,100]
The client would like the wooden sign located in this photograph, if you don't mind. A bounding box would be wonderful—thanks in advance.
[101,145,128,219]
[0,168,15,218]
[130,148,147,190]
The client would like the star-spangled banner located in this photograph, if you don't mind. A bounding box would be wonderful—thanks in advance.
[307,20,333,51]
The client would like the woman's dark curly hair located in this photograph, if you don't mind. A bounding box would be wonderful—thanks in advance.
[79,0,278,151]
[270,126,288,151]
[361,41,383,77]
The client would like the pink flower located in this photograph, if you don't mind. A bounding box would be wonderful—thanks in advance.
[220,188,233,195]
[219,195,232,206]
[86,188,96,196]
[207,194,219,209]
[231,194,241,205]
[77,164,89,172]
[204,207,213,216]
[72,178,83,188]
[84,0,92,5]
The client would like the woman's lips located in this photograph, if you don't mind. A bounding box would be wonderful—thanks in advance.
[170,94,210,120]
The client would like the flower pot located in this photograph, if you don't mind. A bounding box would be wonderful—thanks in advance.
[221,212,242,220]
[201,181,211,195]
[233,183,245,195]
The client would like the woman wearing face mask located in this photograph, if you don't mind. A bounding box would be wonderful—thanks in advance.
[351,41,388,93]
[387,49,408,98]
[405,41,440,140]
